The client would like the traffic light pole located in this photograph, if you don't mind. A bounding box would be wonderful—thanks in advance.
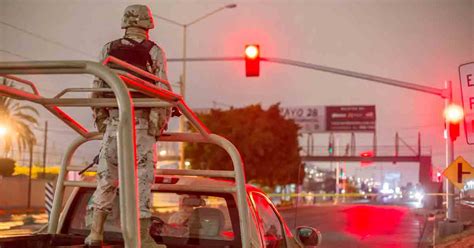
[168,56,448,98]
[179,26,187,170]
[445,81,456,220]
[168,56,456,219]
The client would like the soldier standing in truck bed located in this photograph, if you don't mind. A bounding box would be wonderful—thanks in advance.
[85,4,170,247]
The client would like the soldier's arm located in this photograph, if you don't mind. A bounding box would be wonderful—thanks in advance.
[150,45,170,90]
[91,43,112,99]
[148,44,172,137]
[91,43,112,133]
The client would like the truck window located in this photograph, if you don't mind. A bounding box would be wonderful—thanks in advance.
[65,190,122,239]
[251,192,287,248]
[64,189,241,247]
[153,192,238,240]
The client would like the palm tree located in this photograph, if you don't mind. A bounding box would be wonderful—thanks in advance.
[0,77,39,157]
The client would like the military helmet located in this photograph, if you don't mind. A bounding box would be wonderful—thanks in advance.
[121,4,155,30]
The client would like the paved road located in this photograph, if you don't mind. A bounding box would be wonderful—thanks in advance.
[0,213,47,238]
[280,204,425,248]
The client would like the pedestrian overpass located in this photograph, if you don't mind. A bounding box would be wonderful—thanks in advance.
[300,137,441,206]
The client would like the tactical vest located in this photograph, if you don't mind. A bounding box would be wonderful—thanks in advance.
[105,38,156,98]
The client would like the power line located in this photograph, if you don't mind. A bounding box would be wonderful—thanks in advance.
[0,49,32,60]
[33,126,86,135]
[0,20,95,58]
[0,48,92,95]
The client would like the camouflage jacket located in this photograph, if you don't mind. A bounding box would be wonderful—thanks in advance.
[92,35,171,138]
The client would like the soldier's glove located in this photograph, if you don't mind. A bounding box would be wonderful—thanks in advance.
[171,107,182,117]
[149,216,165,237]
[79,154,100,175]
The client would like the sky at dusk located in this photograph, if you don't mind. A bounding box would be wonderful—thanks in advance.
[1,0,473,185]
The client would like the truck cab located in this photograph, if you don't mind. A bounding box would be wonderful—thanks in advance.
[59,176,319,247]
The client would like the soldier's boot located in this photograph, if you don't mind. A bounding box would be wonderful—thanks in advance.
[84,209,108,246]
[140,218,165,248]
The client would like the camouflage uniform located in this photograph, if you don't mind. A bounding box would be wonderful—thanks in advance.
[90,20,170,220]
[86,5,170,247]
[92,110,158,218]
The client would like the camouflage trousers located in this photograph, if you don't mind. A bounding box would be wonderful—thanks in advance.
[91,109,156,218]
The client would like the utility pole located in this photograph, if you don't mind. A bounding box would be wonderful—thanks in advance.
[335,138,340,192]
[27,142,33,208]
[153,4,237,170]
[42,121,48,176]
[445,81,455,220]
[178,25,187,170]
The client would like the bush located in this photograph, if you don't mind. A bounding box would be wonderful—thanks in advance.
[37,172,57,180]
[0,158,16,177]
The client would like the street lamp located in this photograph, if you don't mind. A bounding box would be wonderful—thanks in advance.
[0,125,7,137]
[153,4,237,169]
[153,3,237,97]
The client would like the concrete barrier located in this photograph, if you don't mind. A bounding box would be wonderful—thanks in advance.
[0,176,49,209]
[0,176,75,210]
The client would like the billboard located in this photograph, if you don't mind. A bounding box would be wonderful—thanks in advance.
[279,106,326,133]
[281,105,376,133]
[326,105,376,132]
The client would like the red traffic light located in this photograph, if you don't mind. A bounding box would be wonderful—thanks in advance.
[448,122,460,141]
[360,150,374,167]
[245,45,259,59]
[245,44,260,77]
[444,104,464,124]
[360,151,374,158]
[444,104,463,141]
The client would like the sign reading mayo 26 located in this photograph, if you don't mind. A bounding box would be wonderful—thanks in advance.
[459,62,474,144]
[280,106,326,133]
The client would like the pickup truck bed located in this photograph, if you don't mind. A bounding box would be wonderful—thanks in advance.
[0,234,123,248]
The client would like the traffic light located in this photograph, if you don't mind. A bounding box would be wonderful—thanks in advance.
[245,44,260,77]
[444,104,464,142]
[360,151,374,158]
[436,172,442,182]
[328,142,334,156]
[360,151,374,167]
[449,122,460,141]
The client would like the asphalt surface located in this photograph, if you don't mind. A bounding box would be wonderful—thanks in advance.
[280,204,425,248]
[0,212,47,238]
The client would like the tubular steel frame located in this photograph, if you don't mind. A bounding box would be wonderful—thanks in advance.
[0,56,250,248]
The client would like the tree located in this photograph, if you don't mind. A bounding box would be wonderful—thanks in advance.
[0,78,39,157]
[0,158,15,177]
[185,103,302,188]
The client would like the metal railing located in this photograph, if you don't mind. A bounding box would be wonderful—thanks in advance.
[0,56,250,248]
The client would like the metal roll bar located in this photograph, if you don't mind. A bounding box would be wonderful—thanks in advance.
[0,76,90,137]
[54,87,142,98]
[0,60,141,247]
[48,133,102,234]
[0,56,250,248]
[36,98,174,108]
